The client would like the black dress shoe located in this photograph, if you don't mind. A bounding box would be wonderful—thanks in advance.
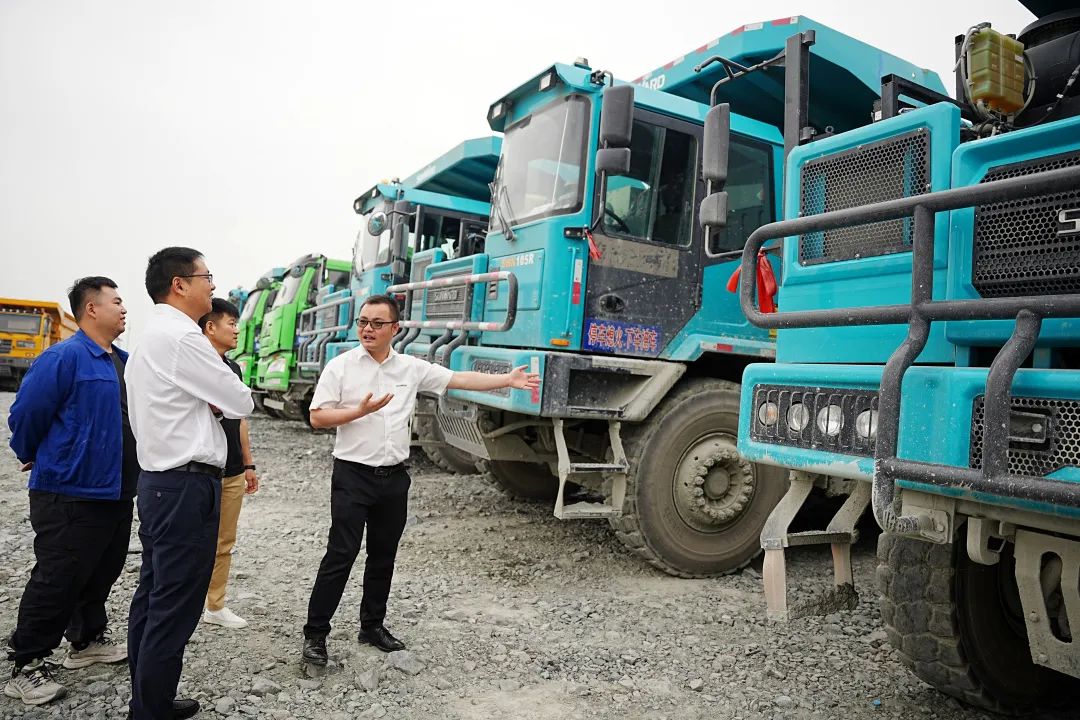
[125,699,200,720]
[302,636,328,666]
[358,625,405,652]
[172,699,200,719]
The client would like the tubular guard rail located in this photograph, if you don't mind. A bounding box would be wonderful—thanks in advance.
[388,271,518,364]
[295,295,354,370]
[737,164,1080,534]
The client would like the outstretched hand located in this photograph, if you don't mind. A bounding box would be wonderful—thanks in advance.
[508,365,541,391]
[358,392,394,418]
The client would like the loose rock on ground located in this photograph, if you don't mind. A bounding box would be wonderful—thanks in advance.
[0,392,1051,718]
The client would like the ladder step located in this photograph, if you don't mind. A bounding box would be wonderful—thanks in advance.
[567,462,628,474]
[784,530,856,548]
[556,501,621,520]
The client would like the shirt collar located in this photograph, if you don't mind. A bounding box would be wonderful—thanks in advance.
[73,329,108,357]
[353,343,397,365]
[154,302,201,329]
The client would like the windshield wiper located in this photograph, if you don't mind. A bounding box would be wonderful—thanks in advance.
[488,181,516,241]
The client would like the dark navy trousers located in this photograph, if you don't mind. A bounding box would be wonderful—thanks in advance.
[127,470,220,720]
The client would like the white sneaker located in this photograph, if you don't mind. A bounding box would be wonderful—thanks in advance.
[62,632,127,669]
[202,607,248,629]
[4,660,66,706]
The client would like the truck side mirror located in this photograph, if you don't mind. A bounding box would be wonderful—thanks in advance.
[598,84,634,148]
[702,103,730,185]
[698,191,728,229]
[390,200,411,279]
[596,147,631,176]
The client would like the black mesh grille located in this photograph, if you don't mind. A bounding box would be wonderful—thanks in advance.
[972,151,1080,297]
[798,129,930,265]
[970,395,1080,476]
[750,384,879,457]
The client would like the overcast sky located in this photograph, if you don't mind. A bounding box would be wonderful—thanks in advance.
[1,0,1036,345]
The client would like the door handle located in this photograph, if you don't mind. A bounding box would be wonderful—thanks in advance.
[599,294,625,313]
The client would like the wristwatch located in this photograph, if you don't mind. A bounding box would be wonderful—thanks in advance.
[243,464,256,471]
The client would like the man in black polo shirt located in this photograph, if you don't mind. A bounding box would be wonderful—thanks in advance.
[198,298,260,630]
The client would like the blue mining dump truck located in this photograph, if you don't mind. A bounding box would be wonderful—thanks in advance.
[387,18,937,577]
[735,1,1080,712]
[297,137,499,471]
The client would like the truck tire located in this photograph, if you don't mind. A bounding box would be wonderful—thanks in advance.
[414,416,480,475]
[876,531,1078,714]
[608,378,787,578]
[478,459,559,503]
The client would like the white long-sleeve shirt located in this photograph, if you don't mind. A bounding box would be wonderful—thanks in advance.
[126,303,254,471]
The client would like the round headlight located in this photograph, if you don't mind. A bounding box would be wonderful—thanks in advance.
[787,403,811,432]
[816,405,843,436]
[757,401,779,426]
[855,409,878,439]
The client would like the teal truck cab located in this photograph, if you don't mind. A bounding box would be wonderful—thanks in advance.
[735,2,1080,711]
[255,254,350,420]
[296,137,499,469]
[392,18,937,577]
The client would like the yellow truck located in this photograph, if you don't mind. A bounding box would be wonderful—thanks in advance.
[0,298,77,391]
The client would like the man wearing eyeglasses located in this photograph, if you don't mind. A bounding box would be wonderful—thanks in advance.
[300,294,539,666]
[124,247,253,720]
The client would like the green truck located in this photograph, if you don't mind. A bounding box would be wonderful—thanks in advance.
[255,255,350,420]
[228,267,286,388]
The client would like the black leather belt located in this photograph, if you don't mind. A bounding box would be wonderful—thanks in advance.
[171,461,224,479]
[356,462,405,477]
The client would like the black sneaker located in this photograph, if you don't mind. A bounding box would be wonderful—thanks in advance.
[302,636,327,666]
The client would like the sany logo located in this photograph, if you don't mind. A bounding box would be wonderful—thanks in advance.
[1058,208,1080,236]
[638,75,667,91]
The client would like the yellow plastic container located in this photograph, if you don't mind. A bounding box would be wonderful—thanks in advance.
[968,27,1026,114]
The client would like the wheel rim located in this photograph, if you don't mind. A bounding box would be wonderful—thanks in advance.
[671,432,756,534]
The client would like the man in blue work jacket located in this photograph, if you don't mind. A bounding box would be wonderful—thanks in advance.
[5,277,136,707]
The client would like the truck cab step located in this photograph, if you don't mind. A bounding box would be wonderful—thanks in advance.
[566,462,627,475]
[555,501,621,520]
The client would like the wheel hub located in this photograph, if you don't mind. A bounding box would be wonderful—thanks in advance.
[673,436,755,533]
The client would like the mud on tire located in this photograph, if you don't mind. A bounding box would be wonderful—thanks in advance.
[876,531,1078,714]
[607,378,787,578]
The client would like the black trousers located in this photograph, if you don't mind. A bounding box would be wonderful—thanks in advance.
[127,470,219,720]
[304,459,410,639]
[8,492,133,666]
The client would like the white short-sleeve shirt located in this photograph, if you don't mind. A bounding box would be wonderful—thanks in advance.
[310,346,453,466]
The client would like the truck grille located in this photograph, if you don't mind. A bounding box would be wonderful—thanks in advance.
[424,269,473,320]
[798,129,930,265]
[970,395,1080,477]
[408,255,434,318]
[971,150,1080,298]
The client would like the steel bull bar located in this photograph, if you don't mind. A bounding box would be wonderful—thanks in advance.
[388,270,518,365]
[738,164,1080,534]
[295,295,354,371]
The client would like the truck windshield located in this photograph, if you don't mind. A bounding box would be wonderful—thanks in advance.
[0,313,41,334]
[356,202,393,273]
[490,94,589,232]
[240,290,263,321]
[272,274,303,308]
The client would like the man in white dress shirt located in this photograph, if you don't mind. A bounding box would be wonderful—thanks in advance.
[124,247,253,720]
[300,295,539,666]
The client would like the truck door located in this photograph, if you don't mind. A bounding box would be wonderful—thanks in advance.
[584,109,702,357]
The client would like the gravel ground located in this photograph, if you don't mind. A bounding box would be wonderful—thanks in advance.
[0,390,1061,720]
